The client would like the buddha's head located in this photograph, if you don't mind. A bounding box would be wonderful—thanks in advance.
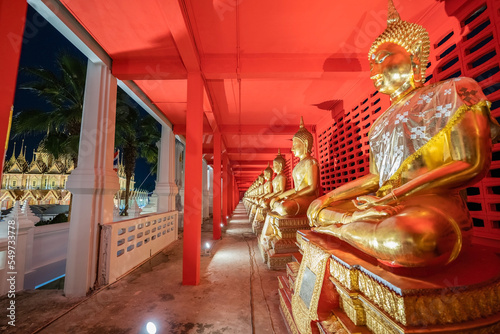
[368,0,430,100]
[273,149,286,174]
[292,116,313,158]
[257,173,264,185]
[264,163,273,180]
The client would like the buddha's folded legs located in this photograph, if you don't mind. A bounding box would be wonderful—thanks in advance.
[273,195,317,216]
[312,193,470,267]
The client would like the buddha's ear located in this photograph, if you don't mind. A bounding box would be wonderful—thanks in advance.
[411,41,423,83]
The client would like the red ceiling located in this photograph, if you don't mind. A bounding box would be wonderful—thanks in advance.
[60,0,460,189]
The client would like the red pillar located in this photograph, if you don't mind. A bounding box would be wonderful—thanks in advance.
[0,1,27,177]
[222,153,229,225]
[228,169,233,216]
[212,130,222,240]
[183,72,203,285]
[233,175,238,209]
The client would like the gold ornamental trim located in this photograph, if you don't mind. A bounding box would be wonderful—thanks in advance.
[330,257,358,291]
[291,242,330,334]
[280,289,300,334]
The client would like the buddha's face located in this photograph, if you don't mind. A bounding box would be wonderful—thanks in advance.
[370,43,413,95]
[292,138,307,158]
[273,161,283,174]
[264,170,272,180]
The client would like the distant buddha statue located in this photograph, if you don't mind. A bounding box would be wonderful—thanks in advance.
[257,163,274,201]
[249,173,265,221]
[271,117,320,216]
[259,117,320,268]
[307,0,500,267]
[259,150,287,209]
[252,151,287,234]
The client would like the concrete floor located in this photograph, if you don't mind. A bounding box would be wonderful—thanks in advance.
[0,203,289,334]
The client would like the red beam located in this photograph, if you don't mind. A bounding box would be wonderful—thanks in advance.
[112,57,187,80]
[174,123,213,135]
[161,0,200,72]
[202,53,368,80]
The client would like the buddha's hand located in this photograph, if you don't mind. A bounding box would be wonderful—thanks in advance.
[352,195,383,210]
[307,197,328,227]
[351,204,402,222]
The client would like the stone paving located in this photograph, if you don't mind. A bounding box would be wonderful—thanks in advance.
[0,203,288,334]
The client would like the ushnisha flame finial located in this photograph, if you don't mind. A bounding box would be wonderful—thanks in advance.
[387,0,401,25]
[299,116,304,128]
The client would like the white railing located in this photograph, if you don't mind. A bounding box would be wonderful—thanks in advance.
[98,210,178,285]
[0,222,70,295]
[24,223,69,289]
[0,238,8,295]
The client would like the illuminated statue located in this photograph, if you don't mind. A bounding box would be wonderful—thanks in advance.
[248,173,265,221]
[307,0,500,267]
[249,167,273,222]
[259,117,320,268]
[258,163,274,201]
[252,150,287,234]
[259,150,287,209]
[271,117,320,216]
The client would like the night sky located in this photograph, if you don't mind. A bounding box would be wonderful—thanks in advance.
[7,5,157,192]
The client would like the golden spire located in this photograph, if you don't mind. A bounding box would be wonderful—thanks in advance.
[299,116,304,128]
[11,142,16,160]
[18,139,24,159]
[278,148,281,155]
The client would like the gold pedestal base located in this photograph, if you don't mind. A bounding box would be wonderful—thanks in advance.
[252,207,268,235]
[248,204,258,222]
[258,213,310,269]
[281,230,500,334]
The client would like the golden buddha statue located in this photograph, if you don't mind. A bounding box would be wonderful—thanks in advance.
[271,117,320,216]
[307,0,500,268]
[257,163,274,201]
[259,117,320,268]
[249,173,265,221]
[252,151,288,234]
[259,150,287,209]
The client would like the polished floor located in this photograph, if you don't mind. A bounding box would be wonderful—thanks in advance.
[0,203,288,334]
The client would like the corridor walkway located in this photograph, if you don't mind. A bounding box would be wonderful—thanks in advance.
[1,203,288,334]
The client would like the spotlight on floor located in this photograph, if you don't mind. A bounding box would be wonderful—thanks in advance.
[203,242,211,256]
[146,322,157,334]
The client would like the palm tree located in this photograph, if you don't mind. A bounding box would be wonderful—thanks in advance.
[115,98,160,215]
[14,52,85,167]
[13,51,160,215]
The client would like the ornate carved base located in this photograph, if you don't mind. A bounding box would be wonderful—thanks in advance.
[282,230,500,334]
[268,250,294,270]
[248,204,258,222]
[258,213,310,269]
[258,240,268,263]
[252,207,268,234]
